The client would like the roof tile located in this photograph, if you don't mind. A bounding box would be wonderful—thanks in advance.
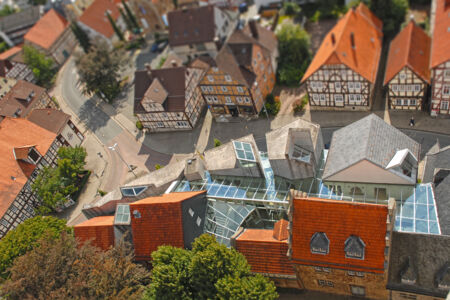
[24,9,68,50]
[430,0,450,68]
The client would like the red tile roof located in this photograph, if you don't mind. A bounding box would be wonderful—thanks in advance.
[384,21,431,85]
[291,197,388,273]
[79,0,121,39]
[302,3,383,83]
[0,80,48,118]
[430,0,450,68]
[24,9,68,50]
[129,191,206,261]
[0,118,56,220]
[235,228,295,275]
[273,219,289,241]
[0,46,22,60]
[74,215,115,251]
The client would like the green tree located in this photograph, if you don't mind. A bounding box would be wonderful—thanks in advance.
[370,0,408,37]
[283,2,301,16]
[276,23,311,86]
[23,45,55,87]
[214,138,222,147]
[0,5,15,17]
[0,233,150,299]
[106,11,124,41]
[71,21,91,53]
[75,41,128,102]
[143,234,278,300]
[119,6,134,32]
[58,146,87,175]
[0,216,71,278]
[121,0,140,31]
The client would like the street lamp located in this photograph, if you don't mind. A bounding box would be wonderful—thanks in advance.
[108,143,136,177]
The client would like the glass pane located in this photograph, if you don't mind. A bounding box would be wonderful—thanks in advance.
[234,141,243,150]
[401,218,414,232]
[133,186,146,195]
[234,188,246,198]
[415,204,428,220]
[236,149,245,159]
[415,220,428,233]
[243,143,252,152]
[245,151,255,161]
[429,221,440,234]
[401,204,414,218]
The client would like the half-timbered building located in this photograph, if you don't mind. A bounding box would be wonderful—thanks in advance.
[301,3,383,111]
[194,21,277,119]
[430,0,450,116]
[134,64,205,132]
[384,21,431,110]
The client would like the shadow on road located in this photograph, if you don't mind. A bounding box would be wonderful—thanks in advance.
[78,97,110,132]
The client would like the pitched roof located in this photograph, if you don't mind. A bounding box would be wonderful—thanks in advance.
[323,114,420,179]
[0,80,47,118]
[273,219,289,241]
[79,0,120,39]
[24,9,68,50]
[291,196,388,273]
[430,0,450,68]
[27,108,70,135]
[0,46,22,61]
[241,21,278,54]
[168,5,216,47]
[234,227,295,275]
[301,3,383,83]
[215,44,256,87]
[131,190,206,205]
[434,172,450,235]
[384,21,431,85]
[134,67,187,114]
[0,6,41,33]
[0,118,56,220]
[74,216,115,251]
[387,231,450,298]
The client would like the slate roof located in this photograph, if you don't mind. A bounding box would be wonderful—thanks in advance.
[241,22,278,54]
[387,231,450,298]
[323,114,420,179]
[301,3,383,83]
[290,196,388,273]
[0,6,41,36]
[423,143,450,183]
[430,0,450,68]
[134,67,187,114]
[27,108,70,135]
[168,5,215,47]
[434,173,450,235]
[0,118,56,220]
[24,9,68,50]
[384,21,431,85]
[79,0,121,39]
[0,80,47,118]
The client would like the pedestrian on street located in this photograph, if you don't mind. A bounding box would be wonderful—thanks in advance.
[409,116,415,127]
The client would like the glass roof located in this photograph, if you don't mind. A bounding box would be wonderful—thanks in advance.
[120,186,147,197]
[114,204,130,225]
[233,141,256,162]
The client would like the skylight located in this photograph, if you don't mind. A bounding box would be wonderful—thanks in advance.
[114,204,130,225]
[233,141,256,162]
[120,186,148,197]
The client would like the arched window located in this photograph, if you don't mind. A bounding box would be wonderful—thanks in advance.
[310,232,329,255]
[345,236,365,260]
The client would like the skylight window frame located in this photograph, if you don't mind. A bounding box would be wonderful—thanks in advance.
[291,144,312,164]
[114,204,131,225]
[232,141,256,163]
[120,186,148,197]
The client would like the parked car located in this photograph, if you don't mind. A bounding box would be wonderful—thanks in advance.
[151,40,168,53]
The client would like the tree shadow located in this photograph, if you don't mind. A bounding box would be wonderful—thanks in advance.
[77,97,111,133]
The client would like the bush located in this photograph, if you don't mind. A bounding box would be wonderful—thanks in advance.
[98,189,107,196]
[310,10,321,22]
[51,96,60,108]
[155,164,163,170]
[214,138,222,147]
[283,2,301,16]
[293,94,309,113]
[136,120,143,130]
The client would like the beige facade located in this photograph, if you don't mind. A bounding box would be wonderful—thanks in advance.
[430,60,450,116]
[390,290,447,300]
[387,67,427,110]
[0,77,16,98]
[306,64,373,111]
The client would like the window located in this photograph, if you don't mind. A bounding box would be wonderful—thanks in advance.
[392,84,398,92]
[313,94,319,102]
[237,86,244,93]
[400,73,406,80]
[399,293,417,300]
[319,94,326,104]
[350,286,365,296]
[221,86,228,92]
[409,99,416,106]
[292,144,312,163]
[443,85,450,96]
[225,96,232,104]
[403,99,409,106]
[310,232,329,255]
[213,96,219,103]
[349,94,362,104]
[318,280,334,287]
[207,75,214,82]
[399,84,406,92]
[355,82,361,89]
[133,210,141,219]
[233,141,256,162]
[224,75,232,82]
[236,97,243,103]
[188,208,194,217]
[414,84,421,92]
[335,82,341,89]
[121,186,148,197]
[196,216,202,227]
[208,86,214,92]
[347,270,355,276]
[157,122,164,128]
[345,236,365,260]
[441,101,449,110]
[334,94,343,103]
[244,97,251,103]
[396,99,403,106]
[323,70,329,78]
[348,82,354,90]
[28,148,41,164]
[201,86,208,93]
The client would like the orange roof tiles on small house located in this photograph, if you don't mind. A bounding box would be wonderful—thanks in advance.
[129,191,207,261]
[74,215,115,251]
[301,3,383,84]
[430,0,450,68]
[233,220,295,276]
[0,118,56,220]
[290,196,388,274]
[384,21,431,85]
[0,46,22,60]
[24,9,69,50]
[79,0,121,39]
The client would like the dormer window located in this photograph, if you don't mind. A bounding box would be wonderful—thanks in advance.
[28,147,41,164]
[120,186,148,197]
[291,144,312,163]
[310,232,329,255]
[345,236,365,260]
[386,149,417,180]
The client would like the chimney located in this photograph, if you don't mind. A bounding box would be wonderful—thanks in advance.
[331,33,336,45]
[249,20,258,39]
[350,32,355,49]
[171,60,177,67]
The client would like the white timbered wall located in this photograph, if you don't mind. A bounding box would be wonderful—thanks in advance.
[306,64,372,110]
[431,60,450,116]
[387,67,427,110]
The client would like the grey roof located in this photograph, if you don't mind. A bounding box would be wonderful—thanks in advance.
[266,118,322,160]
[0,6,41,44]
[323,114,420,179]
[434,171,450,235]
[423,144,450,183]
[387,231,450,298]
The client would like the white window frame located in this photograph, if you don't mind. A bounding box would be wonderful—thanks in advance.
[225,96,232,104]
[221,86,228,92]
[414,84,421,92]
[334,94,343,103]
[354,82,361,89]
[335,82,341,89]
[409,99,416,106]
[236,97,243,104]
[441,101,449,110]
[208,86,214,92]
[399,73,406,80]
[396,99,403,106]
[224,75,232,82]
[237,86,244,93]
[443,85,450,96]
[207,75,214,82]
[312,94,319,102]
[392,84,398,92]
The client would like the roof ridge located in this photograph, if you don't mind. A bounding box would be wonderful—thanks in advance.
[405,21,414,73]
